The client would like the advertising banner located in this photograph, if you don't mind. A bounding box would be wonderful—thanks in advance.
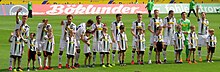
[0,4,219,16]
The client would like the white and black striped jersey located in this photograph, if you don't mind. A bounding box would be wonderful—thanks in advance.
[173,32,185,50]
[27,39,38,51]
[198,18,209,35]
[111,21,124,39]
[91,23,104,42]
[36,23,52,42]
[66,36,77,55]
[20,24,30,39]
[163,16,176,37]
[117,32,128,50]
[154,34,164,42]
[43,35,55,53]
[100,34,112,52]
[206,35,217,47]
[60,20,76,40]
[148,17,163,35]
[187,32,198,48]
[83,36,91,53]
[10,36,23,56]
[131,20,146,35]
[76,23,87,40]
[135,34,146,51]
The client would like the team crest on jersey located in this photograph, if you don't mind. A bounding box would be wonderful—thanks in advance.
[98,28,103,30]
[70,41,74,44]
[116,26,120,29]
[178,36,182,39]
[210,40,215,42]
[202,22,208,26]
[136,26,142,29]
[181,24,187,27]
[168,22,174,24]
[155,22,160,25]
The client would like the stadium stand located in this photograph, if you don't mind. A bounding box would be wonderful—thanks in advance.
[0,0,219,5]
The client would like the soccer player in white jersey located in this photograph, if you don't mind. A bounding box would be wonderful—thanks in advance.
[66,30,77,70]
[58,15,76,68]
[196,6,209,62]
[27,33,38,71]
[83,30,93,68]
[43,29,55,70]
[75,19,94,67]
[91,15,105,67]
[11,8,29,71]
[117,25,128,66]
[131,13,145,65]
[10,29,24,72]
[163,10,176,63]
[111,14,123,66]
[173,25,185,63]
[36,19,52,69]
[187,26,198,64]
[206,29,217,63]
[147,9,163,64]
[135,28,146,65]
[100,27,113,68]
[154,26,164,64]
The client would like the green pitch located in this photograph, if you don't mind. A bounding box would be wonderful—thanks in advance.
[0,14,220,72]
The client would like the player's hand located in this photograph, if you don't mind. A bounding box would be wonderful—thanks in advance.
[112,39,116,43]
[10,32,14,36]
[87,42,90,46]
[17,8,22,12]
[190,43,193,45]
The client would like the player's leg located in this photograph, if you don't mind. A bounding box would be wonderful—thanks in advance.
[122,52,125,66]
[58,40,66,68]
[210,48,215,62]
[8,55,13,71]
[75,49,80,67]
[43,52,48,70]
[192,49,197,63]
[111,50,116,66]
[48,55,53,70]
[192,9,197,17]
[188,49,192,64]
[148,37,154,64]
[37,43,43,69]
[88,53,92,67]
[148,10,152,17]
[137,51,140,64]
[17,57,22,71]
[13,56,16,71]
[106,53,112,67]
[66,55,70,68]
[71,56,77,69]
[131,41,136,64]
[141,52,145,64]
[32,52,37,71]
[101,53,106,68]
[184,40,189,61]
[163,45,167,63]
[84,54,88,67]
[187,9,192,17]
[27,50,31,71]
[92,42,97,67]
[92,52,96,67]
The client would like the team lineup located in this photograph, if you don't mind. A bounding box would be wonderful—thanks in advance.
[8,6,217,72]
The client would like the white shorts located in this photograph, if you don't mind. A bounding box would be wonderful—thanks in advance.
[198,35,208,47]
[164,36,174,45]
[76,40,80,49]
[112,42,119,51]
[59,39,67,51]
[92,41,100,52]
[150,35,154,46]
[37,41,45,52]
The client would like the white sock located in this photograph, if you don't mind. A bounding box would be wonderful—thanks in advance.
[76,53,79,64]
[38,56,42,67]
[198,50,201,58]
[118,53,121,63]
[148,51,152,61]
[112,53,115,63]
[93,54,96,64]
[9,57,13,67]
[163,51,167,60]
[46,58,48,66]
[58,55,62,64]
[100,54,103,64]
[132,52,135,61]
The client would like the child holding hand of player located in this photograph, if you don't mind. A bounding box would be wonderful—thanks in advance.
[10,29,24,72]
[100,26,113,68]
[43,29,55,70]
[66,30,78,69]
[206,29,217,63]
[27,33,38,71]
[187,26,198,64]
[135,28,146,65]
[154,26,164,64]
[173,25,185,63]
[117,25,128,66]
[83,30,93,68]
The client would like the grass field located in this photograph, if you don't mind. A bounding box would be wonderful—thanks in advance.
[0,14,220,72]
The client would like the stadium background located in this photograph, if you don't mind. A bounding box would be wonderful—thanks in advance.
[0,0,220,72]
